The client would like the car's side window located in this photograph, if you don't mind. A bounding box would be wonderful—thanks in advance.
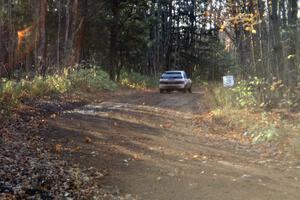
[183,73,187,79]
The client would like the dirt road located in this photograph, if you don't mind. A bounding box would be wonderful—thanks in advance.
[45,89,300,200]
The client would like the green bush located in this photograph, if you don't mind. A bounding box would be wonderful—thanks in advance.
[210,76,300,110]
[30,76,52,96]
[210,83,235,108]
[0,79,22,106]
[69,68,117,91]
[46,74,71,94]
[231,77,265,108]
[0,67,117,113]
[251,124,280,144]
[208,79,294,144]
[120,71,158,89]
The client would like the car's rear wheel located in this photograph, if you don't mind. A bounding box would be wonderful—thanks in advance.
[188,87,192,93]
[159,89,164,93]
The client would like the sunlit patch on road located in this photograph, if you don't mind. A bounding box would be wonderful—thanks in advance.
[44,90,300,200]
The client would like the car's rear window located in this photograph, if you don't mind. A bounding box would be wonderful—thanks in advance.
[161,74,183,79]
[165,72,181,75]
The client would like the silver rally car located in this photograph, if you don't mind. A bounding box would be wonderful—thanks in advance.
[159,71,192,93]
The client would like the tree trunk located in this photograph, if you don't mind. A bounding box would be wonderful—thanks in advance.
[56,0,61,67]
[287,0,298,86]
[64,0,70,64]
[270,0,284,81]
[109,0,120,81]
[34,0,47,76]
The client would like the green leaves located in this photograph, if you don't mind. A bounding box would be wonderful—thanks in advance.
[252,124,280,144]
[69,68,118,91]
[119,71,158,89]
[0,67,118,113]
[231,77,265,108]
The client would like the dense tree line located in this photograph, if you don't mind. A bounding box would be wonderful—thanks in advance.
[0,0,299,83]
[221,0,299,87]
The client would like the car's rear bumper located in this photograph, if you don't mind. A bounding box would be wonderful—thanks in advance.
[159,84,186,90]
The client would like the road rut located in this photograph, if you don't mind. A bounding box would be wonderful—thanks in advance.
[45,89,300,200]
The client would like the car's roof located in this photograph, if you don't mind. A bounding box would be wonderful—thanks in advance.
[164,71,185,73]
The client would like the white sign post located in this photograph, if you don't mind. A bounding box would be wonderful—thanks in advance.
[223,75,235,87]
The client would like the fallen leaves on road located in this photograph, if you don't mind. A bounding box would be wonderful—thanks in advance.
[55,144,63,154]
[0,97,133,200]
[85,137,92,143]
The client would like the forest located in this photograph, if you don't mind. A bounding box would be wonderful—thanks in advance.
[0,0,298,83]
[1,1,300,199]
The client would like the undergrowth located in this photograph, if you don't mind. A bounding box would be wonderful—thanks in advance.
[0,67,117,115]
[211,77,300,110]
[0,67,158,116]
[208,77,300,144]
[211,108,285,144]
[120,71,158,89]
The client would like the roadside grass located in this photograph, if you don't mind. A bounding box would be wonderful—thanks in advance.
[119,71,159,89]
[206,80,300,146]
[0,67,160,117]
[0,67,117,116]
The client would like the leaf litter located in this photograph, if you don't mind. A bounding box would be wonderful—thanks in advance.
[0,96,135,200]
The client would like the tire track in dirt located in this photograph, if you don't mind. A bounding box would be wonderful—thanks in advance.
[44,89,300,200]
